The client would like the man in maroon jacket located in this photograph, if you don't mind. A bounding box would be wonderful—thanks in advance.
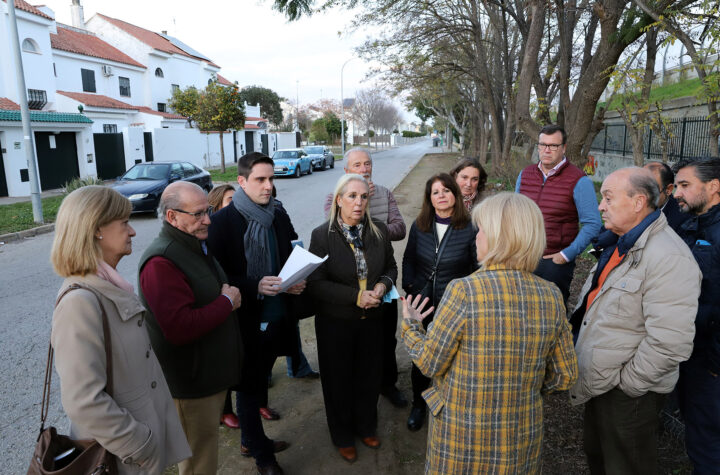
[516,124,602,304]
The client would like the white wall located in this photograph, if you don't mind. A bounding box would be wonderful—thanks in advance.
[0,7,56,109]
[153,127,237,169]
[53,52,145,106]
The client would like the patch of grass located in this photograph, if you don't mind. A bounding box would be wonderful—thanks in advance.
[600,77,704,111]
[0,195,65,235]
[208,167,238,183]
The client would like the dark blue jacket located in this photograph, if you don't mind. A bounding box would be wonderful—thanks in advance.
[677,203,720,373]
[402,219,477,309]
[663,195,691,233]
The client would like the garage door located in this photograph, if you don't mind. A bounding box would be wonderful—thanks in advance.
[94,133,126,179]
[34,132,79,190]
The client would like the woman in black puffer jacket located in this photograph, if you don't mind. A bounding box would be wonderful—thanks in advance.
[402,173,478,432]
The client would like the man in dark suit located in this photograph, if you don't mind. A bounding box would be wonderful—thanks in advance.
[208,152,306,475]
[644,161,691,232]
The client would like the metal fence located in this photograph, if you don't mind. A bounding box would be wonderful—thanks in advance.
[590,116,718,161]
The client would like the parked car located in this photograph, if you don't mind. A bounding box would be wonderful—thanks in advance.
[272,148,312,178]
[303,145,335,170]
[109,161,212,213]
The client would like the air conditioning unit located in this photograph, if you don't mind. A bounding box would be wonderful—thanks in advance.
[102,65,113,77]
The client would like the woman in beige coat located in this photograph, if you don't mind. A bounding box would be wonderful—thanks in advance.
[50,186,190,473]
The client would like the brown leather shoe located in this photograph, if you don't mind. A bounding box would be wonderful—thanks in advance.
[361,436,381,449]
[338,446,357,463]
[259,407,280,420]
[220,413,240,429]
[241,440,290,457]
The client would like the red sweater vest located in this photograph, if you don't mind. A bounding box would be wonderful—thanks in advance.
[519,161,586,255]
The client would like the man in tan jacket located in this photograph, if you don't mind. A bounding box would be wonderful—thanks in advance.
[569,167,701,474]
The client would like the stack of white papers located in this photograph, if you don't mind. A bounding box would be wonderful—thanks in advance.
[278,246,328,291]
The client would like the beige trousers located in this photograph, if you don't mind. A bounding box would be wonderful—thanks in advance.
[173,390,226,475]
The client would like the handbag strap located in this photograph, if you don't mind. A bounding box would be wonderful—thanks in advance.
[39,283,113,435]
[427,224,453,282]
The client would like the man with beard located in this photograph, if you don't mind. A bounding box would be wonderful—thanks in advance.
[673,156,720,474]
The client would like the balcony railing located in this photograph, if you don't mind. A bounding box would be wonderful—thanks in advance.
[27,89,47,110]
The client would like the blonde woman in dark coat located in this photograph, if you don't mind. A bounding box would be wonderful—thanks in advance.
[50,186,190,473]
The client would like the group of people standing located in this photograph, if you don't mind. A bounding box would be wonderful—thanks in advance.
[46,125,720,475]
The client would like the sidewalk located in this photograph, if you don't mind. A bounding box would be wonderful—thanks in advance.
[210,152,460,474]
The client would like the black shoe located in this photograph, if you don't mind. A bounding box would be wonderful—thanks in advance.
[407,406,426,431]
[381,386,408,408]
[257,462,284,475]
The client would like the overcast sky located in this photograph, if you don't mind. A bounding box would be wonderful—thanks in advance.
[39,0,412,119]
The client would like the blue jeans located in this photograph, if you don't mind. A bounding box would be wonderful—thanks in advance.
[286,321,314,377]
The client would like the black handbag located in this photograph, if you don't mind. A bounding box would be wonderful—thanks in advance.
[27,284,117,475]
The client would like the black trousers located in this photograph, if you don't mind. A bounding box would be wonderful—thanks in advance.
[234,321,282,467]
[534,257,576,307]
[584,388,665,475]
[380,301,399,388]
[315,315,383,447]
[410,308,436,407]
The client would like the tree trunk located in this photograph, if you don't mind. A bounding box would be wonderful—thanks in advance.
[219,131,226,173]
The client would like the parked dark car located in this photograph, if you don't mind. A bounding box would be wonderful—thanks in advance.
[109,161,212,213]
[303,145,335,170]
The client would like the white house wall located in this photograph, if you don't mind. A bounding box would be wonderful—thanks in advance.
[153,127,238,169]
[0,7,56,108]
[53,52,145,107]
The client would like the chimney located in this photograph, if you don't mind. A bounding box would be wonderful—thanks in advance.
[70,0,85,29]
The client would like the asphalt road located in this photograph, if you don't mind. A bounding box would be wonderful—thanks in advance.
[0,138,435,472]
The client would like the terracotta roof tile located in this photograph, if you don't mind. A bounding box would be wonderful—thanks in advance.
[57,91,137,110]
[137,106,185,120]
[245,117,268,122]
[243,124,261,130]
[216,74,233,86]
[0,97,20,110]
[2,0,52,20]
[97,14,220,68]
[51,26,146,68]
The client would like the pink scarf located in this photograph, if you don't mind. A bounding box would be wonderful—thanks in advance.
[96,260,134,293]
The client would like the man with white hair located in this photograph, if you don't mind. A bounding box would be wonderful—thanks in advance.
[139,181,243,475]
[324,148,408,408]
[569,167,701,474]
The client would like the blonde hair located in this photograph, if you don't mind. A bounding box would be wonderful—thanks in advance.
[329,174,381,239]
[51,186,132,277]
[471,192,545,272]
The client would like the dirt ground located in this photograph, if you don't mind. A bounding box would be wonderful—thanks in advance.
[208,153,692,474]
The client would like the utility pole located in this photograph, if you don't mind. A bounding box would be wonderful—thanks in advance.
[340,57,355,157]
[295,80,299,132]
[8,0,43,223]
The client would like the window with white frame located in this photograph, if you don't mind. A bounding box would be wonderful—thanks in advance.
[157,103,166,112]
[155,68,164,78]
[103,124,118,133]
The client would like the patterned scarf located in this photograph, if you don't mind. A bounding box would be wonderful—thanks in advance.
[232,187,275,280]
[463,192,477,211]
[338,218,368,281]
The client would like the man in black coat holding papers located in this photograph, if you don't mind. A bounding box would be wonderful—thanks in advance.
[208,152,305,475]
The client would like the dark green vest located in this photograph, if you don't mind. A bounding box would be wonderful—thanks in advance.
[138,222,242,398]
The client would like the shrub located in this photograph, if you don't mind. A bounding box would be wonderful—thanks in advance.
[401,130,424,138]
[64,176,104,194]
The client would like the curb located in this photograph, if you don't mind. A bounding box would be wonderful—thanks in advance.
[0,223,55,245]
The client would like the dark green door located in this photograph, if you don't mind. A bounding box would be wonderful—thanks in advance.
[0,138,8,196]
[34,132,79,190]
[144,132,154,162]
[261,134,269,155]
[245,131,254,153]
[94,133,126,179]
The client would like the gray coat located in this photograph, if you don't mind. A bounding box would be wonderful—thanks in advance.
[51,274,191,473]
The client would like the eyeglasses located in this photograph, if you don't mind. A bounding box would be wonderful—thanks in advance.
[172,207,213,219]
[537,143,563,151]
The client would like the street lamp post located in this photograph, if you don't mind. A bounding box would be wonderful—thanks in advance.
[340,57,355,157]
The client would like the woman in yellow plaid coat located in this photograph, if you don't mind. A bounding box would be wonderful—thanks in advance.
[402,192,578,474]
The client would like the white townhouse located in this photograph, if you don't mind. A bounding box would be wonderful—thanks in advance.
[0,0,94,197]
